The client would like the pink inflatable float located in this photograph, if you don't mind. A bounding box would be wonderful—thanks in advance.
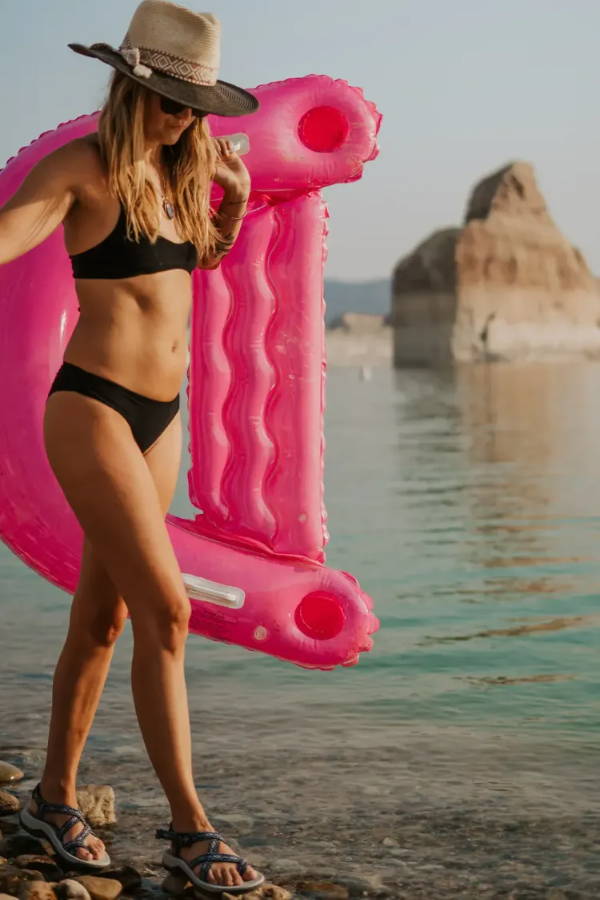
[0,75,381,670]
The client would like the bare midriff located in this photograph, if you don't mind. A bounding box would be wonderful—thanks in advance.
[64,271,193,401]
[60,134,194,402]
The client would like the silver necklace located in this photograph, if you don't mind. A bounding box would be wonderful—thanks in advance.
[157,171,175,219]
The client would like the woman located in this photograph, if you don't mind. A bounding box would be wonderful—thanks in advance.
[1,1,265,894]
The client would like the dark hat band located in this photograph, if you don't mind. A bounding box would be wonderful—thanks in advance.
[118,38,218,86]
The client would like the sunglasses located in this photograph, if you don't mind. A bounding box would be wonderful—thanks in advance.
[159,95,207,118]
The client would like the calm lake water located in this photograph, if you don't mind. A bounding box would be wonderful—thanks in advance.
[2,360,599,896]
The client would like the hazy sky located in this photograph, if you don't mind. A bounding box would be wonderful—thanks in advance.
[1,0,599,282]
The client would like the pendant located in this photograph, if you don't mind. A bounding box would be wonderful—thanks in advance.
[163,198,175,219]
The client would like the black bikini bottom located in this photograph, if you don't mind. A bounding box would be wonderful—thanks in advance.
[47,361,180,454]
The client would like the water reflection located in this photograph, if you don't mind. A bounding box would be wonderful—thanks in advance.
[455,362,599,601]
[387,361,600,719]
[3,362,600,748]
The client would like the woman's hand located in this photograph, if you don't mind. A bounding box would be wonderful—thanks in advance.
[212,137,250,198]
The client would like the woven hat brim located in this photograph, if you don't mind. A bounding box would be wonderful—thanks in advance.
[68,42,259,117]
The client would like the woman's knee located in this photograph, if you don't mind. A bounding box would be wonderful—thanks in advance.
[93,618,127,647]
[131,596,191,651]
[71,604,128,648]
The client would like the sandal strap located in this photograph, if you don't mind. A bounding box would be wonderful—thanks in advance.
[155,824,250,882]
[32,783,96,854]
[189,851,248,880]
[33,783,86,823]
[57,815,85,841]
[155,826,223,848]
[63,825,93,853]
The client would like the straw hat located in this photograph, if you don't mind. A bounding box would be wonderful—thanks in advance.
[68,0,259,117]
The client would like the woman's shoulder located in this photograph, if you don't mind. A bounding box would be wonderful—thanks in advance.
[51,134,103,181]
[66,133,103,169]
[58,134,108,204]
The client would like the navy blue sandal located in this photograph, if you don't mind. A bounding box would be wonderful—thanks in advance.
[18,781,111,870]
[156,821,265,895]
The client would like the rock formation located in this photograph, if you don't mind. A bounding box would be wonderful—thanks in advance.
[391,162,600,365]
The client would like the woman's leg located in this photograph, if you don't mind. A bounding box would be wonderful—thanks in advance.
[27,537,127,861]
[43,395,260,889]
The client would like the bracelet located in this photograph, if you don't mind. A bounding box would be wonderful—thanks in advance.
[220,196,249,207]
[218,211,246,221]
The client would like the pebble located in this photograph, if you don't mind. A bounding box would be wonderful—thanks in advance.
[70,877,121,900]
[90,869,138,894]
[0,867,47,896]
[0,765,23,787]
[381,836,398,847]
[74,789,115,829]
[54,880,91,900]
[222,886,291,900]
[0,794,20,818]
[17,882,56,900]
[14,860,61,883]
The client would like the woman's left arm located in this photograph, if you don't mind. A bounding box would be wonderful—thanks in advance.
[199,138,250,269]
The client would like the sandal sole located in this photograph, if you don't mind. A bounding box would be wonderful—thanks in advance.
[161,852,265,895]
[19,807,111,870]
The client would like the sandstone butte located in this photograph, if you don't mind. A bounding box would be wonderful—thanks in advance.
[391,161,600,365]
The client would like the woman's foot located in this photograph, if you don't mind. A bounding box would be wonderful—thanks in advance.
[174,823,261,890]
[26,787,106,862]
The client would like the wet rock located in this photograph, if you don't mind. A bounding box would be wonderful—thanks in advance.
[0,868,47,896]
[0,794,20,818]
[17,882,56,900]
[90,869,139,893]
[14,861,62,883]
[54,880,91,900]
[70,877,121,900]
[0,767,22,789]
[74,789,115,829]
[222,886,291,900]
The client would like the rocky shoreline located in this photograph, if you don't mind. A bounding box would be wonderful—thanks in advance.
[1,730,599,900]
[0,761,292,900]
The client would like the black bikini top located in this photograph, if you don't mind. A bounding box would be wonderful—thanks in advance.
[69,201,198,280]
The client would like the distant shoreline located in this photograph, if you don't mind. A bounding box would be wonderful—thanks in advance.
[326,315,392,366]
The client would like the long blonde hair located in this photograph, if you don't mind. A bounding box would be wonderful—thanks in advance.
[96,69,222,263]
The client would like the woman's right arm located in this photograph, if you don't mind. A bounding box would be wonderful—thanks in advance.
[0,142,80,266]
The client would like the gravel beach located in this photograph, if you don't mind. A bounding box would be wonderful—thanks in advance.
[1,715,599,899]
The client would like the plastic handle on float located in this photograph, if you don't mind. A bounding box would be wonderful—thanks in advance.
[182,572,246,609]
